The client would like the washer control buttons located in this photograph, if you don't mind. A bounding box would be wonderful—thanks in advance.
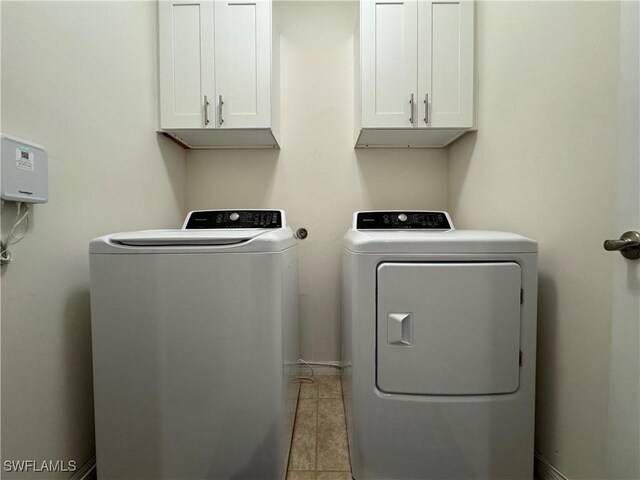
[398,213,408,222]
[185,210,283,229]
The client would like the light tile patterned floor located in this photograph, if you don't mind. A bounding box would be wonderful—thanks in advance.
[287,374,352,480]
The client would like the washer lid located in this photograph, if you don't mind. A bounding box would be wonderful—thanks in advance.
[90,228,296,254]
[343,230,538,254]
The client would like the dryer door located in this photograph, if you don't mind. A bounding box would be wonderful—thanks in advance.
[377,262,522,395]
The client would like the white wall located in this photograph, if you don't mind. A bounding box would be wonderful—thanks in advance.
[1,2,186,477]
[186,1,449,362]
[448,2,621,478]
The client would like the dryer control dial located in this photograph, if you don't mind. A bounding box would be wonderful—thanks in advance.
[229,212,240,222]
[398,214,408,222]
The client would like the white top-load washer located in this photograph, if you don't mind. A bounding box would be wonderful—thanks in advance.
[342,211,538,479]
[90,210,299,480]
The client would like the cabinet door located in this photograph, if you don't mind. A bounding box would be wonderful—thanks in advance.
[418,0,474,128]
[214,0,271,128]
[361,0,418,128]
[159,1,215,129]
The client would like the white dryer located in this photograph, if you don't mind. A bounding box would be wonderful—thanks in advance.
[90,210,299,480]
[342,211,538,479]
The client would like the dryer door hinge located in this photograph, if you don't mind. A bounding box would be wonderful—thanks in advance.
[520,288,524,304]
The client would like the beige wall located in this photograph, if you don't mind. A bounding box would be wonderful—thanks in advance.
[1,2,186,477]
[186,1,449,361]
[448,2,620,478]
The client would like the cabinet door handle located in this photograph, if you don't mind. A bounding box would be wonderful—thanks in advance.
[218,95,224,125]
[204,95,210,125]
[409,93,414,124]
[424,93,429,124]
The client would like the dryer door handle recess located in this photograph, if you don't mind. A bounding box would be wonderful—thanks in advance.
[387,313,413,346]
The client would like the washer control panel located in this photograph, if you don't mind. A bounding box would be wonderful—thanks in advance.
[183,210,284,229]
[355,211,452,230]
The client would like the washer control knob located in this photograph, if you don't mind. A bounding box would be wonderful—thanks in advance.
[229,212,240,222]
[398,213,408,222]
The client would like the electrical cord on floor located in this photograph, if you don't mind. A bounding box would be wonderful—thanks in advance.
[1,202,30,265]
[291,359,344,384]
[292,359,315,383]
[534,450,569,480]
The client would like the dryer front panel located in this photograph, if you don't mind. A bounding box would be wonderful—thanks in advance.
[376,262,522,395]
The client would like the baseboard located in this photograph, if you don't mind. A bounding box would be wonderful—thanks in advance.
[535,451,569,480]
[69,456,96,480]
[308,365,342,375]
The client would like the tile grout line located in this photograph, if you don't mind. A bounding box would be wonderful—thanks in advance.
[289,376,351,479]
[314,383,319,477]
[340,376,352,477]
[287,386,300,475]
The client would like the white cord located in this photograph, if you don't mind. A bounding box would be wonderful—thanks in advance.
[1,202,30,265]
[292,359,315,383]
[291,359,343,384]
[8,203,29,244]
[534,450,569,480]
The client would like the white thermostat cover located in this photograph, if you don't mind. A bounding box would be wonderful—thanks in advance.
[1,134,48,203]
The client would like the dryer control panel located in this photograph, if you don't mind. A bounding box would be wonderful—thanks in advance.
[355,211,453,230]
[183,210,284,229]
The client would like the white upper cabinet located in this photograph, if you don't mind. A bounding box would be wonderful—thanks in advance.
[159,1,215,129]
[214,0,271,129]
[357,0,475,147]
[158,0,279,149]
[361,0,417,128]
[418,0,474,128]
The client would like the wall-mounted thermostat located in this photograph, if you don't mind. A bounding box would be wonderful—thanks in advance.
[1,134,48,203]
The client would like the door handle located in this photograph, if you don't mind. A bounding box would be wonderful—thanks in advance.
[424,93,429,124]
[409,94,414,125]
[604,230,640,260]
[387,313,413,346]
[218,95,224,125]
[204,95,210,125]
